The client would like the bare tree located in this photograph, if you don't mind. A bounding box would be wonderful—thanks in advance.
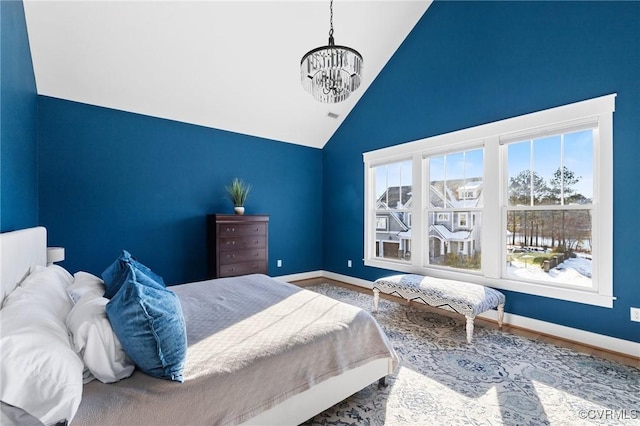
[509,171,549,246]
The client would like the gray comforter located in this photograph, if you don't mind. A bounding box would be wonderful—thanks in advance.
[72,274,397,425]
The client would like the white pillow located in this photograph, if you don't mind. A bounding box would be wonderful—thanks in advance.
[68,271,105,303]
[0,265,84,425]
[5,265,73,316]
[66,291,135,383]
[2,265,73,340]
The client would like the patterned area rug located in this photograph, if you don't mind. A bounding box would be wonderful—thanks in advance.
[302,284,640,426]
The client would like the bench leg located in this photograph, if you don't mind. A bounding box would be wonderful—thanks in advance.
[465,316,474,343]
[497,304,505,329]
[373,288,380,312]
[377,376,388,388]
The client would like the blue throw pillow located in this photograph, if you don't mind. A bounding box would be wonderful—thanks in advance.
[102,250,165,299]
[105,264,187,382]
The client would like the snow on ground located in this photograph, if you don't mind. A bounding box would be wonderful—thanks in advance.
[507,254,592,288]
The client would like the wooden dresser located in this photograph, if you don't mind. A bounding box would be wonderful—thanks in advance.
[207,214,269,279]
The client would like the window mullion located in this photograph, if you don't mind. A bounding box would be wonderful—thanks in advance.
[411,153,423,270]
[560,134,565,205]
[483,137,501,279]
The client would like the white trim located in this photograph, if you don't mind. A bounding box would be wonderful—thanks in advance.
[322,270,374,289]
[312,270,638,359]
[363,94,616,307]
[363,256,614,307]
[499,116,599,145]
[363,94,616,163]
[477,309,640,360]
[272,270,324,283]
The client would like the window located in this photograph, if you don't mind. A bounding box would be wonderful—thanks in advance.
[364,94,615,307]
[505,129,594,288]
[427,148,483,271]
[372,160,412,262]
[376,216,388,231]
[436,212,450,221]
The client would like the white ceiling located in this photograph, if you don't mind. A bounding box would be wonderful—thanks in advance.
[23,1,431,149]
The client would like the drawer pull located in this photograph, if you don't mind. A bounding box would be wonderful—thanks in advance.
[226,227,235,232]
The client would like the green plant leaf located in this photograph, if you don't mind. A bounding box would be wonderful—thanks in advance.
[225,178,251,207]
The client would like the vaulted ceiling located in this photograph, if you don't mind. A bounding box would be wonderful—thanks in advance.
[23,1,432,149]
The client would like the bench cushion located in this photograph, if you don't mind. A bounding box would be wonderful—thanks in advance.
[373,274,505,318]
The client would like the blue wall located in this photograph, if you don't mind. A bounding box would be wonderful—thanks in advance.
[38,98,323,285]
[323,1,640,342]
[6,0,638,343]
[1,0,38,231]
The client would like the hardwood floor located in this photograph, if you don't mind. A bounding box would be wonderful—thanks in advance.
[292,277,640,369]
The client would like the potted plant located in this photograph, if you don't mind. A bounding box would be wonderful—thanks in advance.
[225,178,251,215]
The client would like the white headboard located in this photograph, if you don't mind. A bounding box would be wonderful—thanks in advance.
[0,226,47,306]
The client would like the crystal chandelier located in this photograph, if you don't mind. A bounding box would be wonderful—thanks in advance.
[300,0,363,103]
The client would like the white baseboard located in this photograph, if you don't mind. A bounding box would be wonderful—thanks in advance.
[322,271,374,289]
[476,309,640,359]
[277,270,640,359]
[272,270,324,283]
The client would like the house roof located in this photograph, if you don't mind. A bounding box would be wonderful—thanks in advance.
[377,186,413,209]
[430,224,471,241]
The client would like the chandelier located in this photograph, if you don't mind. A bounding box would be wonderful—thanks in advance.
[300,0,363,103]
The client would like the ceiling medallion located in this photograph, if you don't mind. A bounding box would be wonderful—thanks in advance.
[300,0,363,103]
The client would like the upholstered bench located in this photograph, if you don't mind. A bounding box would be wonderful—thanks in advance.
[373,274,505,343]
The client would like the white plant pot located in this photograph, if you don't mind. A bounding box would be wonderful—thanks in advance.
[234,206,245,215]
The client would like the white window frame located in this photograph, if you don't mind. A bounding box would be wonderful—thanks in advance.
[363,94,615,307]
[375,216,388,231]
[457,212,469,228]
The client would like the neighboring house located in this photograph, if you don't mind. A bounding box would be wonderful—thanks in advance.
[428,180,482,262]
[375,186,412,260]
[376,180,483,262]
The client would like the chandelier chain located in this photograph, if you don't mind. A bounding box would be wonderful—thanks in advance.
[329,0,334,38]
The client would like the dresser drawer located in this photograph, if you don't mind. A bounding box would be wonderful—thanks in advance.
[207,214,269,279]
[219,236,266,251]
[218,223,266,237]
[219,248,266,265]
[218,261,267,277]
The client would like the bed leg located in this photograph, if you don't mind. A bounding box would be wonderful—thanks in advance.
[377,376,388,388]
[373,288,380,312]
[465,316,474,344]
[497,304,504,329]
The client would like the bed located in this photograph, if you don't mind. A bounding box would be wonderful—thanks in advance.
[0,227,397,425]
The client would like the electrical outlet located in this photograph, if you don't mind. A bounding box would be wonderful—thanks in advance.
[631,307,640,322]
[277,259,282,268]
[347,260,352,268]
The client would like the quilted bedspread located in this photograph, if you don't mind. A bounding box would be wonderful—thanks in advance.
[72,274,397,426]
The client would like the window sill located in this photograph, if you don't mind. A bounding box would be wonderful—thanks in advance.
[364,259,614,308]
